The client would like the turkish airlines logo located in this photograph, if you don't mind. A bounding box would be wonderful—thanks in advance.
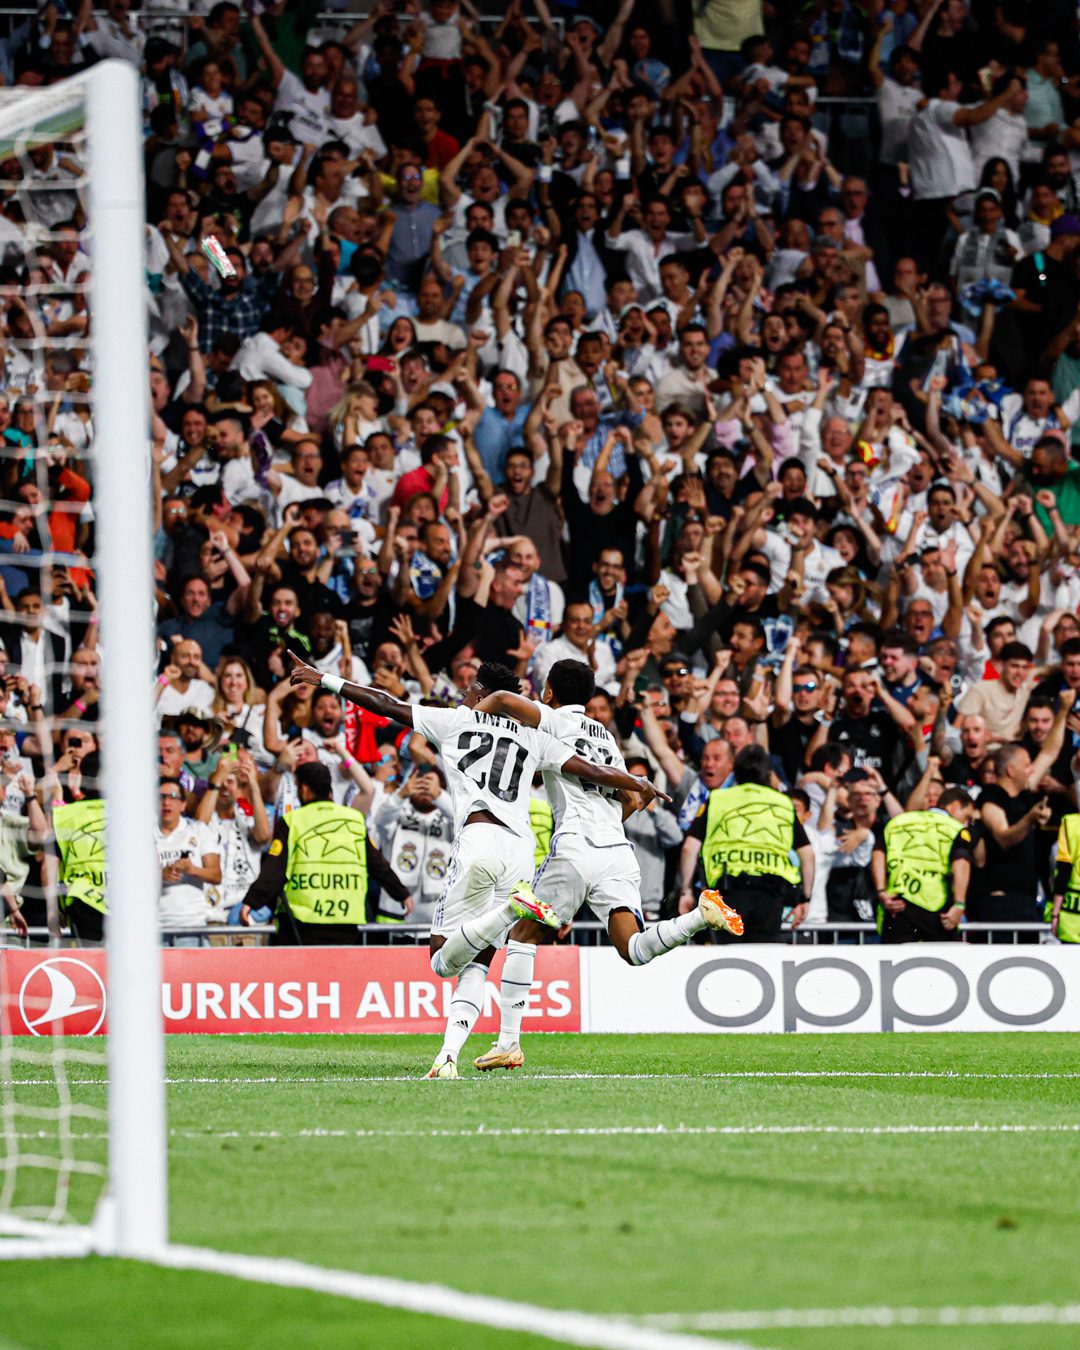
[18,957,107,1036]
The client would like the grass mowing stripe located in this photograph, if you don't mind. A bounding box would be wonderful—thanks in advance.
[642,1305,1080,1331]
[155,1244,768,1350]
[10,1122,1080,1141]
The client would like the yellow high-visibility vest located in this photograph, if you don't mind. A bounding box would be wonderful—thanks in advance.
[54,799,107,914]
[283,800,368,924]
[884,809,967,912]
[702,782,800,888]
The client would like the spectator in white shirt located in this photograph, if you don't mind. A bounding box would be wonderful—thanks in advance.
[324,78,387,162]
[156,777,221,941]
[605,195,703,303]
[971,73,1032,179]
[156,637,216,719]
[908,70,1024,267]
[232,319,314,389]
[533,600,617,692]
[250,17,331,146]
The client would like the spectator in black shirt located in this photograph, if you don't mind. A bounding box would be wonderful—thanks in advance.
[972,718,1071,936]
[814,668,912,778]
[771,641,827,785]
[943,713,994,795]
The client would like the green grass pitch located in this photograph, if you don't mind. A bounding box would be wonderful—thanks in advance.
[3,1032,1080,1349]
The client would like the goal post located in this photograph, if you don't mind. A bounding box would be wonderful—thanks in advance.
[88,59,167,1259]
[0,60,166,1259]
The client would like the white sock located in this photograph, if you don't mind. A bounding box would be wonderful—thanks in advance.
[628,910,707,967]
[497,940,536,1049]
[438,962,488,1061]
[431,900,517,978]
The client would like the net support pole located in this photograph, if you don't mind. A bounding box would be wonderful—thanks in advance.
[87,59,168,1258]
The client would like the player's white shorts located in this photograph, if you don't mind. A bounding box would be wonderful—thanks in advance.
[430,823,535,938]
[534,831,642,926]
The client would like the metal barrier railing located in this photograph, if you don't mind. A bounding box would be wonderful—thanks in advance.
[3,919,1055,948]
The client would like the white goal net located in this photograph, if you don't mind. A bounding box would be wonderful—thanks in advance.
[0,62,165,1259]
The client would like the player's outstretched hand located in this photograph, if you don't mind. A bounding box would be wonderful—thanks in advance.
[287,650,321,688]
[633,778,672,809]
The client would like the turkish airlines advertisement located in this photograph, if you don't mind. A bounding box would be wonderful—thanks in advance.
[0,947,581,1037]
[4,945,1080,1036]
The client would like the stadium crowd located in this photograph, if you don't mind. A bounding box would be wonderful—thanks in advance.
[1,0,1080,943]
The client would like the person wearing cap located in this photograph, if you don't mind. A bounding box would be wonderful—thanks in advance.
[239,760,410,943]
[164,705,228,789]
[950,187,1021,290]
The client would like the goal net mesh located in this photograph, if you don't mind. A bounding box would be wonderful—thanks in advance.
[0,73,119,1241]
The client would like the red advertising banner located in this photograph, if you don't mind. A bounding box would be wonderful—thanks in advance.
[0,946,581,1036]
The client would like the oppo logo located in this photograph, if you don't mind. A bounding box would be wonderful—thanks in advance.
[685,956,1068,1032]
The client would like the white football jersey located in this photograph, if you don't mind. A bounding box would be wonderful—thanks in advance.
[536,702,628,847]
[412,704,571,840]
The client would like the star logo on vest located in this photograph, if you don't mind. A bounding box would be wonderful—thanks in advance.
[715,801,790,850]
[18,957,107,1036]
[295,820,366,864]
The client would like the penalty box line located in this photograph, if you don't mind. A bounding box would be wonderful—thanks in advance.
[9,1122,1080,1142]
[6,1070,1080,1088]
[641,1304,1080,1332]
[152,1243,767,1350]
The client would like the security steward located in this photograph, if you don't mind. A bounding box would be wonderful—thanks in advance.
[240,761,410,944]
[870,787,976,943]
[1049,811,1080,942]
[679,744,814,941]
[51,754,107,944]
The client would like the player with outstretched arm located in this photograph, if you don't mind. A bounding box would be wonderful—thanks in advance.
[473,658,743,1071]
[287,652,670,1077]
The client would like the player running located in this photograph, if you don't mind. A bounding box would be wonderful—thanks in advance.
[472,658,743,1071]
[287,652,668,1078]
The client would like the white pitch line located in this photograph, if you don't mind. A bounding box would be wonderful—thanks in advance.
[641,1304,1080,1332]
[5,1069,1080,1088]
[153,1243,766,1350]
[9,1122,1080,1142]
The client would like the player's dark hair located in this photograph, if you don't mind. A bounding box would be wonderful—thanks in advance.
[547,659,595,708]
[476,661,520,695]
[733,744,774,786]
[999,641,1033,664]
[296,761,333,800]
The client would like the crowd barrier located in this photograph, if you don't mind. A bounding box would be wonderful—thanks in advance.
[2,943,1077,1036]
[0,920,1053,949]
